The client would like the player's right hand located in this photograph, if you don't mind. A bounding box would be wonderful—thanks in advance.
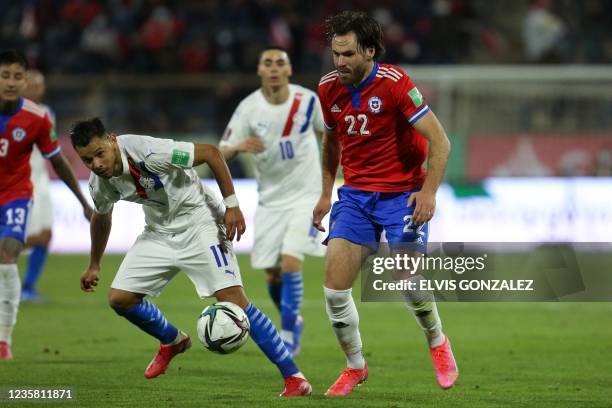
[80,267,100,292]
[239,137,265,153]
[313,197,332,232]
[224,207,246,242]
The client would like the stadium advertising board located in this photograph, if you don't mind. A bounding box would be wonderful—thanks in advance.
[47,178,612,253]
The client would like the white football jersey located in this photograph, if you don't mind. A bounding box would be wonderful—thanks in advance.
[89,134,225,233]
[30,104,55,187]
[220,84,324,208]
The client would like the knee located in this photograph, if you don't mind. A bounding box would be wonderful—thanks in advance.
[25,230,52,247]
[108,290,141,314]
[0,254,18,264]
[265,268,281,285]
[0,238,22,264]
[215,285,249,309]
[281,255,302,272]
[324,272,354,291]
[41,230,52,246]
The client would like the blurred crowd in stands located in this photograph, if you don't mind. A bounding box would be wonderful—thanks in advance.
[1,0,611,75]
[2,0,611,180]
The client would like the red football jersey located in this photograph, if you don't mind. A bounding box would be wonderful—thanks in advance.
[318,63,430,192]
[0,97,60,205]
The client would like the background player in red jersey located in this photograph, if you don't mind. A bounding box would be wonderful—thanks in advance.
[312,12,458,396]
[0,50,92,359]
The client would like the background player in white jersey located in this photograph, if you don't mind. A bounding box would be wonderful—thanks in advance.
[71,118,312,396]
[22,70,54,302]
[219,47,325,356]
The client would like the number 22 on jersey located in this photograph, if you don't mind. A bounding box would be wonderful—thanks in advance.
[345,114,370,136]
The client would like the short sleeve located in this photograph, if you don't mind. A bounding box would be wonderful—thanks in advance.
[89,175,118,214]
[311,96,325,133]
[317,84,336,130]
[35,114,61,159]
[391,69,430,126]
[142,138,195,174]
[219,102,250,148]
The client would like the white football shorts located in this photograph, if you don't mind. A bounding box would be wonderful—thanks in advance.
[111,222,242,298]
[26,177,53,236]
[251,202,326,269]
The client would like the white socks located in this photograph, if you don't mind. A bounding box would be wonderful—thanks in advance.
[0,264,20,345]
[324,286,365,369]
[401,274,445,348]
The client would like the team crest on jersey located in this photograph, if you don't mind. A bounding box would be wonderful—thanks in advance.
[254,122,268,137]
[139,176,157,190]
[367,97,382,113]
[12,127,26,142]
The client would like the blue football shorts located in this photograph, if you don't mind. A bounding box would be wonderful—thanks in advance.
[0,198,33,243]
[325,186,428,253]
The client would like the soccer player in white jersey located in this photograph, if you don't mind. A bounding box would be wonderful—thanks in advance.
[219,47,325,356]
[22,70,54,302]
[70,118,312,397]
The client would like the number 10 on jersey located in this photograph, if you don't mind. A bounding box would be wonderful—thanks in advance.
[279,140,294,160]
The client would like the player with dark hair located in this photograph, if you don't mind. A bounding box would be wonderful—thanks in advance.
[313,12,459,395]
[71,118,312,396]
[21,69,55,302]
[0,50,92,359]
[220,46,325,356]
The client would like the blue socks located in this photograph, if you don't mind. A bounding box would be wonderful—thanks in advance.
[115,299,178,345]
[23,245,48,291]
[281,272,303,334]
[267,281,282,311]
[244,303,298,378]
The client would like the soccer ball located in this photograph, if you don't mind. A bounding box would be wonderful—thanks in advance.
[197,301,250,354]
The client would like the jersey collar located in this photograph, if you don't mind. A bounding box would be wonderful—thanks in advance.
[345,63,379,108]
[113,137,129,178]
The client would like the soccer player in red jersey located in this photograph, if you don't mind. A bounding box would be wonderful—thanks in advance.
[0,50,92,360]
[313,12,458,395]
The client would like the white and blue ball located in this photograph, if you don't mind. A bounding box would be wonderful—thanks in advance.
[197,301,250,354]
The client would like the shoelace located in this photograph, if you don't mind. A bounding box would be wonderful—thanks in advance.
[337,369,360,386]
[432,347,451,371]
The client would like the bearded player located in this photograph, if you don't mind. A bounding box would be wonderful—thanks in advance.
[313,12,459,395]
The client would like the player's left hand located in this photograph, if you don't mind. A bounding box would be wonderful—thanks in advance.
[224,207,246,242]
[407,190,436,224]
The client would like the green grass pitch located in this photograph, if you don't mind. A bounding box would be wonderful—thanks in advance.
[2,254,611,407]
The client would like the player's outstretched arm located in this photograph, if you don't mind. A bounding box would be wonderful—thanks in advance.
[313,129,340,232]
[81,210,112,292]
[219,137,265,161]
[49,152,93,221]
[193,143,246,241]
[408,110,451,224]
